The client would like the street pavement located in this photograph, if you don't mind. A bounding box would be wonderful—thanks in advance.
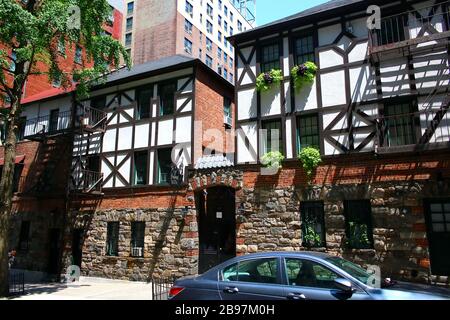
[7,277,153,300]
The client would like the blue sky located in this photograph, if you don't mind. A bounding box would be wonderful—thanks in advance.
[108,0,331,26]
[256,0,329,26]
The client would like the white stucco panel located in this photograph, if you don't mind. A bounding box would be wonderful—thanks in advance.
[117,126,133,150]
[260,85,281,116]
[238,46,256,86]
[348,41,368,63]
[285,117,293,159]
[175,116,192,143]
[237,88,257,120]
[319,49,344,69]
[118,157,131,184]
[177,97,192,112]
[319,23,341,46]
[295,78,317,111]
[321,70,347,107]
[157,119,174,145]
[134,124,150,148]
[349,66,377,102]
[237,122,257,164]
[102,129,116,153]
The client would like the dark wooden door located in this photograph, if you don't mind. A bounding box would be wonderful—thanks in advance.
[48,228,60,274]
[72,229,84,268]
[197,187,236,274]
[424,199,450,276]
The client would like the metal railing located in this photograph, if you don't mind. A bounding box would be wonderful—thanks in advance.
[9,270,25,296]
[151,276,177,300]
[77,106,107,132]
[71,169,104,193]
[22,111,72,138]
[376,110,450,148]
[369,1,450,50]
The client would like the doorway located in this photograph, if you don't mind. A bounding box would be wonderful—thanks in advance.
[72,229,84,268]
[196,186,236,274]
[424,199,450,276]
[48,228,61,274]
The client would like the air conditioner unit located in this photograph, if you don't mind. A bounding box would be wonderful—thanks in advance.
[224,115,232,127]
[131,247,143,257]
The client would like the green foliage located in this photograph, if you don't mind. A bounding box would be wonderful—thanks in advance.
[0,0,131,102]
[298,146,322,179]
[260,151,285,169]
[256,69,283,92]
[346,222,371,249]
[303,225,323,247]
[291,62,318,91]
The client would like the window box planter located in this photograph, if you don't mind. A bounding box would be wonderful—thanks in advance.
[291,61,318,91]
[261,151,285,169]
[256,69,283,92]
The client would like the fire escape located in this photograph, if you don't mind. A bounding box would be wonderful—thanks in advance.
[368,1,450,152]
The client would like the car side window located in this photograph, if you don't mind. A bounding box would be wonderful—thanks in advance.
[222,258,278,284]
[285,258,339,289]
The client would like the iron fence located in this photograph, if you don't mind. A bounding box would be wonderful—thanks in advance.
[9,270,25,296]
[151,276,177,300]
[71,169,104,193]
[22,110,72,138]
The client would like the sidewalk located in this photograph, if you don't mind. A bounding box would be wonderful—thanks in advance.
[8,277,153,300]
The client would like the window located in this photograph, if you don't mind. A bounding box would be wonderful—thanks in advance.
[137,86,152,119]
[16,116,26,141]
[261,120,282,154]
[185,0,193,17]
[157,148,173,185]
[223,68,228,79]
[224,5,228,17]
[261,43,280,73]
[230,12,234,22]
[344,200,374,249]
[199,31,203,43]
[18,221,30,251]
[184,38,193,54]
[184,19,193,34]
[217,64,222,76]
[206,20,213,34]
[376,16,406,46]
[284,259,339,289]
[428,201,450,233]
[125,33,132,47]
[218,15,222,26]
[106,222,119,256]
[206,37,212,51]
[222,258,279,284]
[230,27,233,36]
[52,74,61,88]
[301,202,325,248]
[383,102,417,147]
[218,31,222,42]
[224,21,228,33]
[295,35,315,64]
[238,20,243,32]
[224,52,228,64]
[57,38,65,55]
[127,1,134,15]
[206,54,213,68]
[49,109,59,133]
[133,151,148,185]
[126,17,133,32]
[91,96,106,109]
[229,72,233,83]
[224,97,232,118]
[297,114,320,150]
[229,57,233,69]
[159,81,176,116]
[207,4,213,18]
[218,0,222,10]
[74,46,82,64]
[130,222,145,257]
[218,47,222,59]
[198,48,203,59]
[200,13,203,24]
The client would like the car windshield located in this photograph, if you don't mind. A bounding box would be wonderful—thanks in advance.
[325,256,373,286]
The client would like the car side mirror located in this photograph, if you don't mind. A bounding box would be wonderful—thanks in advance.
[334,278,354,293]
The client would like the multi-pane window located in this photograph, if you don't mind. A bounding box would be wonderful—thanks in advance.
[218,48,222,59]
[224,68,228,79]
[261,120,282,154]
[295,35,315,64]
[206,20,213,34]
[185,0,193,17]
[224,53,228,64]
[230,26,234,36]
[230,12,234,22]
[217,64,222,76]
[224,5,228,17]
[18,221,30,251]
[206,54,213,68]
[159,81,177,116]
[297,114,320,150]
[184,19,193,34]
[301,202,325,248]
[126,17,133,32]
[157,148,173,185]
[127,1,134,15]
[260,43,280,73]
[218,15,222,27]
[238,20,243,32]
[218,31,222,43]
[224,97,232,119]
[224,21,228,33]
[130,222,145,257]
[184,38,193,54]
[74,46,82,64]
[125,33,132,47]
[229,57,233,69]
[383,102,417,147]
[344,200,374,249]
[428,201,450,233]
[218,0,222,10]
[207,4,213,18]
[137,86,152,119]
[206,37,212,51]
[133,151,148,185]
[106,222,119,256]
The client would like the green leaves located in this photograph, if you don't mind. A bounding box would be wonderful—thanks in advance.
[298,146,322,180]
[261,151,285,169]
[291,61,318,92]
[256,69,283,92]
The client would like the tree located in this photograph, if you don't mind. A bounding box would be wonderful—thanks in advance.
[0,0,130,296]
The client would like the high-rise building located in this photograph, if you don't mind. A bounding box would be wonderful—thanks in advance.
[123,0,256,83]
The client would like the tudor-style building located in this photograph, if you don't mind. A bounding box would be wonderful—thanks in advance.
[221,0,450,282]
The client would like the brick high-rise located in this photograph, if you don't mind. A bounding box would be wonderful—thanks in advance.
[123,0,256,83]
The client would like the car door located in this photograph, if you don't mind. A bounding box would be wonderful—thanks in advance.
[217,257,286,300]
[282,258,370,300]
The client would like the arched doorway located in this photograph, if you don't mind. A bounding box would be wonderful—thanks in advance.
[196,186,236,273]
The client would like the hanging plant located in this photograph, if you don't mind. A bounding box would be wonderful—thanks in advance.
[261,151,285,169]
[291,61,318,91]
[256,69,283,92]
[298,146,322,180]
